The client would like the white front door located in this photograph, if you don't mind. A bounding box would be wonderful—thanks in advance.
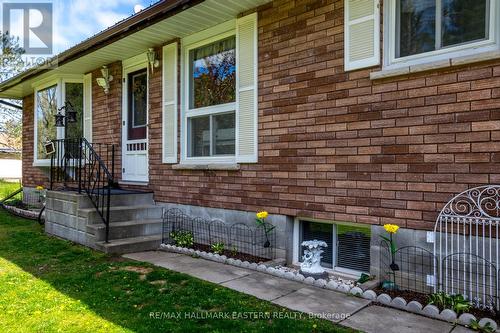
[122,66,148,182]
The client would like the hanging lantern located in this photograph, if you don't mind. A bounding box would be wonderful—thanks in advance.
[65,102,77,123]
[54,111,65,127]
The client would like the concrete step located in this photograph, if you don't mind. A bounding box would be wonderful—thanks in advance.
[87,219,163,241]
[79,204,163,224]
[47,191,155,210]
[95,234,162,254]
[79,192,155,208]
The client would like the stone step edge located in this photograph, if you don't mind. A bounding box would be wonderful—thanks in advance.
[159,243,498,331]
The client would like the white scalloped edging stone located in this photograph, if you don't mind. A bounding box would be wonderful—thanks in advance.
[284,272,295,280]
[326,280,339,291]
[457,313,476,326]
[362,289,377,300]
[422,304,440,318]
[439,309,457,322]
[376,293,392,305]
[257,264,267,272]
[391,297,407,309]
[337,283,351,293]
[314,279,327,288]
[304,277,315,285]
[349,286,363,296]
[478,318,497,331]
[294,274,305,282]
[249,263,258,270]
[406,301,423,313]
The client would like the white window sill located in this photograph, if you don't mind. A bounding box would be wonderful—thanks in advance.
[172,163,240,171]
[371,50,500,80]
[118,180,149,186]
[32,161,51,167]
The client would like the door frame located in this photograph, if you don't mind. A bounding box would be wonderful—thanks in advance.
[121,53,149,182]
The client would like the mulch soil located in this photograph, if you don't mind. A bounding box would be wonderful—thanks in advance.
[191,243,269,264]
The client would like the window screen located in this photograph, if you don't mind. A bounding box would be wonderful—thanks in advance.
[336,225,371,273]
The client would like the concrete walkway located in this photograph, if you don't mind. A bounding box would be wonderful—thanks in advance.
[123,251,473,333]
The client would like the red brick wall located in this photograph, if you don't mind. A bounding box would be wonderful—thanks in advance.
[150,0,500,231]
[22,94,50,188]
[22,0,500,231]
[90,62,123,180]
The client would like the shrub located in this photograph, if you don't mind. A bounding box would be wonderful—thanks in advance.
[427,291,471,314]
[211,242,225,255]
[169,230,194,248]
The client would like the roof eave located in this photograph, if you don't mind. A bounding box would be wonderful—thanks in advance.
[0,0,202,98]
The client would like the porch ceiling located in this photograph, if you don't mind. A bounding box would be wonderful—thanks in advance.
[0,0,271,99]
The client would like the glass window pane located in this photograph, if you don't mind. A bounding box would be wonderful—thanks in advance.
[190,36,236,109]
[336,225,371,273]
[442,0,487,47]
[65,83,83,141]
[300,221,333,268]
[132,71,147,127]
[188,116,210,157]
[398,0,436,57]
[36,85,57,160]
[213,112,235,155]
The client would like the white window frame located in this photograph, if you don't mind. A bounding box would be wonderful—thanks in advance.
[384,0,500,69]
[181,21,237,165]
[33,74,85,166]
[292,218,371,277]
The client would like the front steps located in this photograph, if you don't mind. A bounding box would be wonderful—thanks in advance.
[45,190,163,254]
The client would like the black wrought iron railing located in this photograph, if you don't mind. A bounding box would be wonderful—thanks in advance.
[50,138,115,242]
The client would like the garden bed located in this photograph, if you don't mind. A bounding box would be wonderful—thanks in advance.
[375,287,499,325]
[191,243,269,263]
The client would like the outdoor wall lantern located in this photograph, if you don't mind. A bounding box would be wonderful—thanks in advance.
[54,102,77,128]
[96,65,113,94]
[147,47,159,73]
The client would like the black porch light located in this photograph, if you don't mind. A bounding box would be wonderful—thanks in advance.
[54,110,65,127]
[54,102,77,127]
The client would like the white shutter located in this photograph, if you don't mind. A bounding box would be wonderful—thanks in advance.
[162,42,178,163]
[344,0,380,71]
[236,13,258,163]
[83,73,92,142]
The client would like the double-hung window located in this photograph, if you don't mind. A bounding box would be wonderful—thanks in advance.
[384,0,499,68]
[169,14,257,165]
[185,35,236,161]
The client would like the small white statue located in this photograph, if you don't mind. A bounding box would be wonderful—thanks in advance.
[300,240,328,278]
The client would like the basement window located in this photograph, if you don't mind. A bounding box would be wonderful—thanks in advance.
[299,221,371,274]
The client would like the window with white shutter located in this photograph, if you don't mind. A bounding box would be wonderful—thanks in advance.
[236,13,258,163]
[162,42,178,163]
[179,15,258,165]
[344,0,380,71]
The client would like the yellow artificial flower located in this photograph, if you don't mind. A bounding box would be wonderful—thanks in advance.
[383,224,399,234]
[36,185,44,191]
[256,211,268,219]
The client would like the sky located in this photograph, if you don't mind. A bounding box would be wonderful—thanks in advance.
[1,0,160,55]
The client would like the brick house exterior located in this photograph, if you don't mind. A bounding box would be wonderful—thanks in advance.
[6,0,500,272]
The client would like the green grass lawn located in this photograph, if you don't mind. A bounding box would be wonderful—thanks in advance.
[0,209,356,333]
[0,179,22,200]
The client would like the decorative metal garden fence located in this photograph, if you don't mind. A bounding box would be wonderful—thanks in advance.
[380,185,500,311]
[380,243,437,295]
[161,208,276,262]
[434,185,500,310]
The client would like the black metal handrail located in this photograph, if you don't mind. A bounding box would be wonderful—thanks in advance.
[50,138,115,242]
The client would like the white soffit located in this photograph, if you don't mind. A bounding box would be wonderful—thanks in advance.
[3,0,271,98]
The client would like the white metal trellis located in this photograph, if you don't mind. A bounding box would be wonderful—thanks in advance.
[434,185,500,310]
